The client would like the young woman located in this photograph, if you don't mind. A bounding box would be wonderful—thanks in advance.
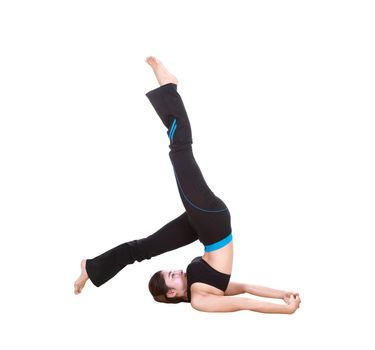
[74,56,301,314]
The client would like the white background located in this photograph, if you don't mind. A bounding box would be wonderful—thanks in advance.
[1,0,374,349]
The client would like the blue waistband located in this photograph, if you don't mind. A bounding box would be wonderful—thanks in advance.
[204,232,233,252]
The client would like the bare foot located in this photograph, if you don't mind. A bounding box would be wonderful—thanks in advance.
[74,259,89,295]
[145,56,178,86]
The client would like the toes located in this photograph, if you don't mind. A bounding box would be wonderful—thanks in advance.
[146,56,159,67]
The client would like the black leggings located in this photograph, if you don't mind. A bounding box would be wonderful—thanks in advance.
[86,83,231,287]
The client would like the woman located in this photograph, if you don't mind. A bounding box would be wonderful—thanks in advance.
[74,56,301,314]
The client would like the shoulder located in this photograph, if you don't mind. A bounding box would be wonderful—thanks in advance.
[190,292,209,310]
[190,283,225,310]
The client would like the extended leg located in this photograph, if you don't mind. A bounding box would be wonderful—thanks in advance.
[145,78,227,213]
[80,212,198,288]
[145,59,231,246]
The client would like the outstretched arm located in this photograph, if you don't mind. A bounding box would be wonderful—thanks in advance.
[225,281,299,301]
[191,294,301,314]
[244,283,298,300]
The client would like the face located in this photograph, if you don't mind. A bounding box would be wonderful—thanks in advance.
[162,269,187,299]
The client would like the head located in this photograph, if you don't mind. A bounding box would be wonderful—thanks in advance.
[148,269,188,304]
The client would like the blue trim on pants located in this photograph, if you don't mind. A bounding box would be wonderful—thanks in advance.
[204,232,233,252]
[169,119,177,142]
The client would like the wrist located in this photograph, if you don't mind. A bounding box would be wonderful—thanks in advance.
[282,291,289,299]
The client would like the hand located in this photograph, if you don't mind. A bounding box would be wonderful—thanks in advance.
[282,291,299,304]
[284,295,301,314]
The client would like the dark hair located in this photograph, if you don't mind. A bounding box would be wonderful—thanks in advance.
[148,270,188,304]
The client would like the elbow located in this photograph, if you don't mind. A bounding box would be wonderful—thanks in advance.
[191,300,202,312]
[191,300,211,313]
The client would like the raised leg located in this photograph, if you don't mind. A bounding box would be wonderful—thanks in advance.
[145,67,228,215]
[145,58,231,246]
